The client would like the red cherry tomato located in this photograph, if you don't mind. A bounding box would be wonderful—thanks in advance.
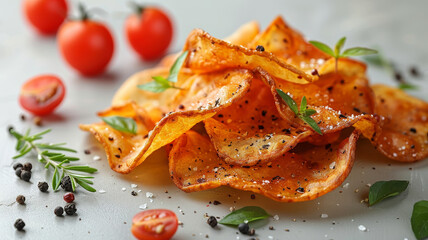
[19,75,66,116]
[131,209,178,240]
[23,0,68,35]
[125,7,173,61]
[58,19,114,76]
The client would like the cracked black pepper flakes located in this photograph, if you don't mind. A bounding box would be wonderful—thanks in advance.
[256,45,265,52]
[38,182,49,192]
[213,200,221,205]
[14,219,25,231]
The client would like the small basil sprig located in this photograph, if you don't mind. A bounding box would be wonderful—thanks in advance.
[276,89,322,135]
[309,37,377,72]
[368,180,409,206]
[102,116,137,134]
[411,200,428,240]
[138,51,188,92]
[399,83,418,91]
[219,206,270,226]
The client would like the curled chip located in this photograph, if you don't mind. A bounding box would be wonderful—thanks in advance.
[249,16,329,72]
[169,130,360,202]
[81,69,253,173]
[370,84,428,162]
[204,78,312,166]
[183,29,317,84]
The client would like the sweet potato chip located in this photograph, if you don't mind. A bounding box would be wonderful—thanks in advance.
[183,29,317,84]
[204,78,312,166]
[81,69,253,173]
[169,130,359,202]
[370,84,428,162]
[249,16,329,72]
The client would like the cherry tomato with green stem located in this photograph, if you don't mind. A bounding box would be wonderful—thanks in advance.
[58,4,114,76]
[125,5,173,61]
[23,0,68,35]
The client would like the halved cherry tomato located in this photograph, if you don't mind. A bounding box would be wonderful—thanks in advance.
[57,5,114,76]
[23,0,68,35]
[19,75,66,116]
[125,6,173,61]
[131,209,178,240]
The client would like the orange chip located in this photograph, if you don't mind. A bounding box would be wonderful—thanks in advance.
[204,78,312,165]
[183,29,317,84]
[249,16,329,72]
[169,130,360,202]
[370,84,428,162]
[81,69,253,173]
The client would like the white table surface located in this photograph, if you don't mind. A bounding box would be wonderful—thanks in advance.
[1,0,427,239]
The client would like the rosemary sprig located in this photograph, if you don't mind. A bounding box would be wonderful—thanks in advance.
[276,89,322,135]
[9,128,97,192]
[309,37,377,72]
[138,51,189,92]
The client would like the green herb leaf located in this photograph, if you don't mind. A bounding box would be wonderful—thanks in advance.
[301,115,322,135]
[75,178,96,192]
[276,89,298,114]
[219,206,270,226]
[300,96,307,113]
[399,83,418,90]
[102,116,137,134]
[368,180,409,206]
[309,40,335,57]
[411,200,428,240]
[341,47,378,57]
[138,80,171,93]
[63,166,98,173]
[305,109,317,116]
[167,51,189,83]
[334,37,346,57]
[52,167,61,191]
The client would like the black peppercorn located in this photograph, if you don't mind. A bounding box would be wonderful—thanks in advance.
[131,191,137,196]
[20,170,31,182]
[60,176,73,192]
[15,167,22,178]
[207,216,217,228]
[22,162,32,171]
[256,45,265,52]
[238,222,249,234]
[14,219,25,231]
[13,163,23,170]
[38,182,49,192]
[54,206,64,216]
[64,203,77,215]
[16,195,25,205]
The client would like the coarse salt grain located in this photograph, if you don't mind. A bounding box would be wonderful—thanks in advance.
[139,204,147,209]
[321,214,328,218]
[342,182,350,189]
[358,225,367,232]
[93,155,101,161]
[99,189,106,194]
[146,192,154,198]
[273,215,279,221]
[131,184,138,188]
[121,187,126,191]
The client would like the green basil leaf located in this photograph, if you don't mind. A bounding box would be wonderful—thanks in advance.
[304,109,317,116]
[300,96,307,113]
[102,116,137,134]
[334,37,346,57]
[138,81,170,93]
[309,40,335,57]
[368,180,409,206]
[341,47,378,57]
[412,200,428,240]
[219,206,270,226]
[167,51,189,83]
[276,89,298,114]
[300,115,322,135]
[399,83,418,90]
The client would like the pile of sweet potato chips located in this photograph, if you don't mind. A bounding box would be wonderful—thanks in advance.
[81,17,428,202]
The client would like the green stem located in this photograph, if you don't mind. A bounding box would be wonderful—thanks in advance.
[78,3,90,21]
